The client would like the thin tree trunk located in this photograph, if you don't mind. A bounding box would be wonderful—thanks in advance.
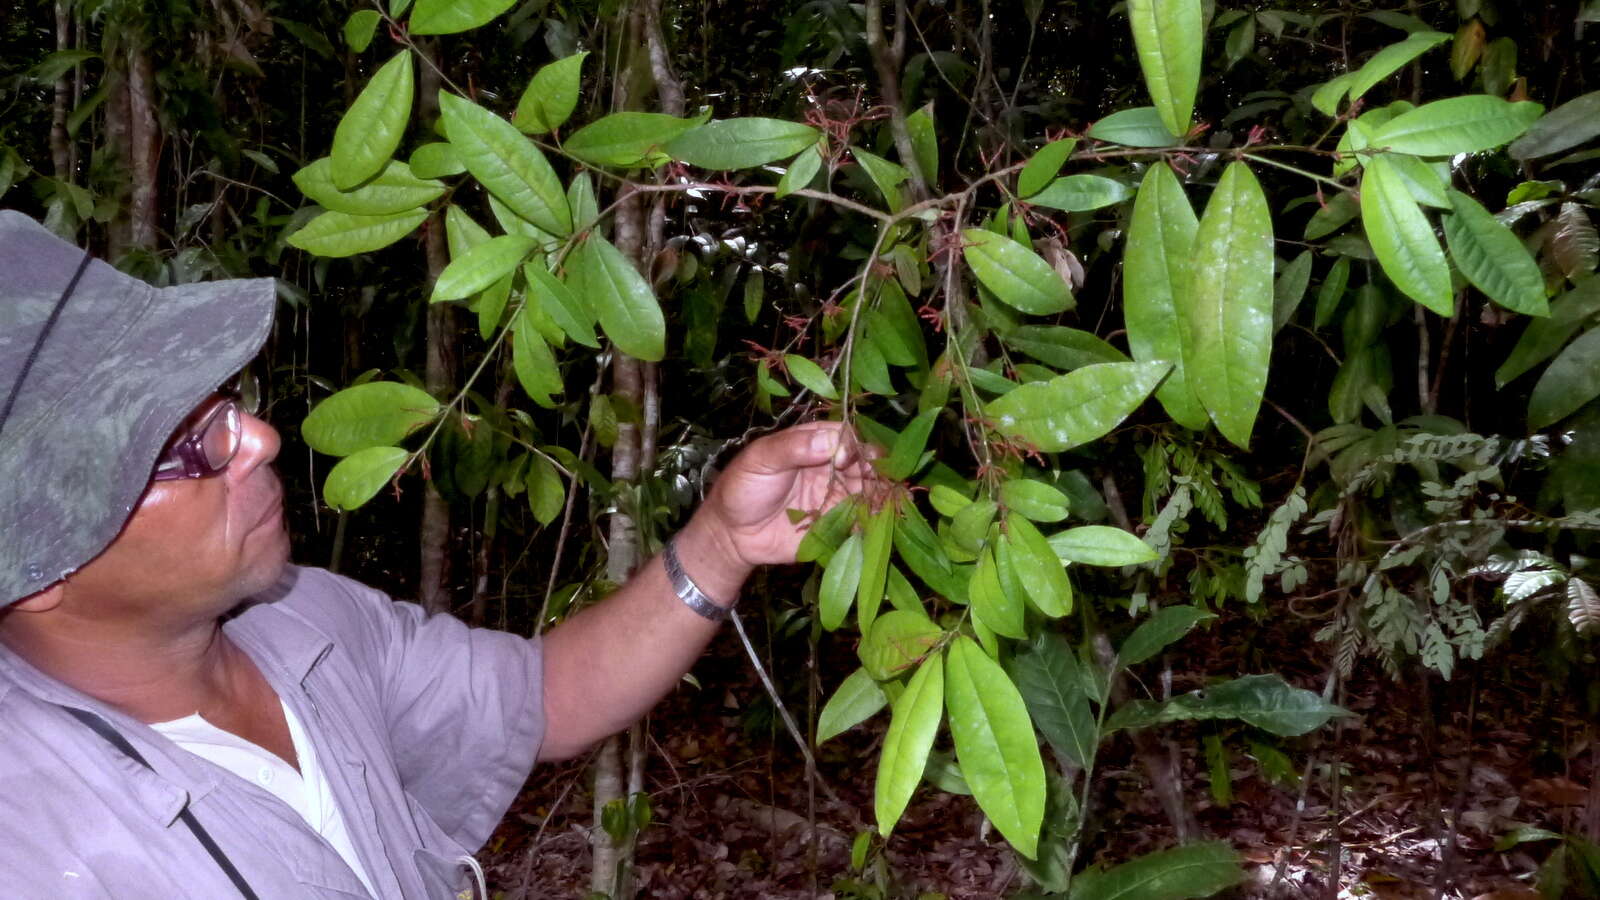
[125,33,160,250]
[50,3,71,180]
[417,44,454,615]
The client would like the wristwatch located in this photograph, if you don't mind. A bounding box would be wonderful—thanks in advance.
[663,536,732,622]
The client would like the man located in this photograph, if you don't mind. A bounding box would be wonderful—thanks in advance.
[0,210,870,898]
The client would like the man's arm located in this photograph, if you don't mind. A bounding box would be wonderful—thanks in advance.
[537,421,872,761]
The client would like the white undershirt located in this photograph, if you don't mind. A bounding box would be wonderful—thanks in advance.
[150,699,378,898]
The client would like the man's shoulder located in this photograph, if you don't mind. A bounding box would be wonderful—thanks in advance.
[233,565,403,654]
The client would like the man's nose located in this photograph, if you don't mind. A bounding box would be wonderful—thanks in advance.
[233,412,281,473]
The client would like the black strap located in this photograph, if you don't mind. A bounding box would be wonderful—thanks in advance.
[61,706,261,900]
[0,250,94,440]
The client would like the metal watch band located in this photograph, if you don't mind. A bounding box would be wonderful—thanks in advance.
[663,536,731,622]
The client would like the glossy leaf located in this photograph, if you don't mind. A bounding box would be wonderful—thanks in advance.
[407,142,465,179]
[1346,31,1450,103]
[287,209,426,258]
[330,51,413,190]
[1372,96,1544,156]
[1067,841,1244,900]
[1018,138,1078,198]
[894,503,967,602]
[875,653,944,838]
[432,235,535,303]
[1311,72,1358,117]
[963,229,1073,315]
[409,0,517,34]
[568,234,666,361]
[821,532,864,631]
[1011,633,1097,768]
[1118,606,1215,667]
[1106,674,1346,737]
[512,309,562,407]
[1028,175,1133,213]
[439,92,571,237]
[777,143,823,198]
[818,668,889,744]
[781,354,836,400]
[1362,154,1453,315]
[1528,328,1600,431]
[667,118,821,170]
[513,52,587,135]
[566,112,700,168]
[1087,106,1180,147]
[1509,90,1600,160]
[987,361,1169,452]
[524,262,599,348]
[1388,153,1450,209]
[1128,0,1201,136]
[853,146,910,211]
[302,381,441,456]
[1496,279,1600,386]
[1000,479,1070,523]
[1006,516,1073,618]
[906,103,938,185]
[860,609,943,681]
[859,505,896,632]
[880,408,940,481]
[971,545,1025,639]
[1443,189,1548,316]
[1047,525,1158,566]
[323,446,407,510]
[1125,162,1207,430]
[945,636,1045,859]
[1003,326,1128,371]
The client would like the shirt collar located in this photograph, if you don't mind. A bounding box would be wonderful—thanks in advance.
[224,566,336,684]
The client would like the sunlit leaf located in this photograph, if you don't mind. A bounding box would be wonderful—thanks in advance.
[1028,175,1133,213]
[1372,95,1544,156]
[1000,478,1071,523]
[1087,106,1180,147]
[1018,138,1078,198]
[859,609,942,681]
[987,361,1169,452]
[524,261,599,348]
[1047,525,1158,567]
[432,234,536,302]
[1067,841,1244,900]
[566,111,701,168]
[342,9,381,52]
[409,0,517,35]
[879,408,940,481]
[821,532,864,631]
[859,504,896,632]
[407,142,466,179]
[330,51,412,190]
[1346,31,1450,103]
[512,308,563,406]
[1006,517,1073,618]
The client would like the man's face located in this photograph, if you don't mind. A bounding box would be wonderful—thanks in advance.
[53,397,290,627]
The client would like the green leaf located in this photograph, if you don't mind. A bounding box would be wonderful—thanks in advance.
[1087,106,1180,148]
[1443,190,1549,316]
[1128,0,1202,137]
[1018,138,1077,198]
[1003,326,1129,371]
[1304,190,1359,240]
[1529,328,1600,431]
[1273,250,1315,331]
[26,50,99,84]
[1362,154,1453,315]
[1346,31,1450,103]
[776,144,823,198]
[1224,15,1255,68]
[302,382,441,456]
[945,636,1045,859]
[859,505,896,632]
[880,408,940,481]
[1005,517,1073,618]
[407,142,465,179]
[513,308,563,406]
[1125,162,1207,430]
[971,545,1026,638]
[962,229,1073,315]
[1311,72,1359,117]
[513,52,588,135]
[906,103,939,185]
[1185,162,1274,447]
[1067,842,1244,900]
[567,172,598,231]
[1028,175,1133,213]
[986,361,1170,452]
[821,532,865,631]
[323,446,408,510]
[566,112,701,168]
[667,118,821,170]
[1510,90,1600,160]
[1000,479,1071,523]
[330,51,413,190]
[409,0,517,35]
[568,234,666,361]
[439,92,571,237]
[797,495,862,564]
[1011,633,1097,768]
[1048,525,1158,567]
[875,653,944,837]
[1107,674,1346,737]
[1118,606,1215,667]
[853,146,910,211]
[1314,256,1353,328]
[951,499,999,554]
[1388,153,1451,209]
[524,262,599,348]
[818,668,889,744]
[432,234,535,302]
[526,455,564,525]
[1372,96,1544,156]
[342,9,381,52]
[784,354,839,400]
[1497,279,1600,386]
[893,503,967,602]
[859,609,943,681]
[287,208,426,257]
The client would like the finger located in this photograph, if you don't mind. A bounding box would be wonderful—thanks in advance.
[738,421,854,474]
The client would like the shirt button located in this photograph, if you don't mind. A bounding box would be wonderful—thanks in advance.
[257,767,274,785]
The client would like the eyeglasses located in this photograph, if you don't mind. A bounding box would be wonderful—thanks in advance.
[151,395,244,482]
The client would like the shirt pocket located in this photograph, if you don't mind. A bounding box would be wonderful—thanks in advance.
[411,847,485,900]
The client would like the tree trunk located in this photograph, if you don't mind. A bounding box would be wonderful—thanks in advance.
[125,32,160,250]
[417,44,455,615]
[50,3,72,180]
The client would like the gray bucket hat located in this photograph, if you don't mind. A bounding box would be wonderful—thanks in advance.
[0,211,277,607]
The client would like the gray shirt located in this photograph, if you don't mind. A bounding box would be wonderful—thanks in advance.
[0,566,545,899]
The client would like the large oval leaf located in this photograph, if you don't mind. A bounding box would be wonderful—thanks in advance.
[1187,161,1273,449]
[302,381,441,456]
[568,234,666,361]
[514,52,588,135]
[1125,162,1207,430]
[1127,0,1201,137]
[1004,517,1072,618]
[945,636,1045,859]
[666,118,821,170]
[986,360,1170,452]
[1068,841,1244,900]
[1528,327,1600,431]
[1496,279,1600,387]
[1443,189,1548,316]
[971,545,1025,639]
[1010,633,1097,769]
[330,51,413,190]
[1000,478,1071,523]
[293,158,444,216]
[859,609,943,681]
[1346,31,1450,102]
[1361,154,1452,315]
[512,306,563,407]
[1117,605,1215,667]
[1017,138,1078,198]
[439,92,571,237]
[1509,90,1600,160]
[1002,326,1128,371]
[817,667,889,745]
[963,229,1073,315]
[875,653,944,838]
[1047,525,1158,566]
[1027,175,1133,213]
[1372,95,1544,156]
[287,208,426,257]
[432,234,536,303]
[323,445,408,511]
[525,261,599,348]
[408,0,517,35]
[565,111,701,168]
[1086,106,1180,147]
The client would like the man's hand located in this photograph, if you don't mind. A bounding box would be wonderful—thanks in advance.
[694,421,878,568]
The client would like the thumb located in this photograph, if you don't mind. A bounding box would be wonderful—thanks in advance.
[739,421,853,474]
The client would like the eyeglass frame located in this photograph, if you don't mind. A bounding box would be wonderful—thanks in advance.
[150,395,244,482]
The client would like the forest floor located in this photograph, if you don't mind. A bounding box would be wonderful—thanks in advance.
[478,606,1596,899]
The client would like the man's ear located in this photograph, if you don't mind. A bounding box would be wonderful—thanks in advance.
[10,583,65,613]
